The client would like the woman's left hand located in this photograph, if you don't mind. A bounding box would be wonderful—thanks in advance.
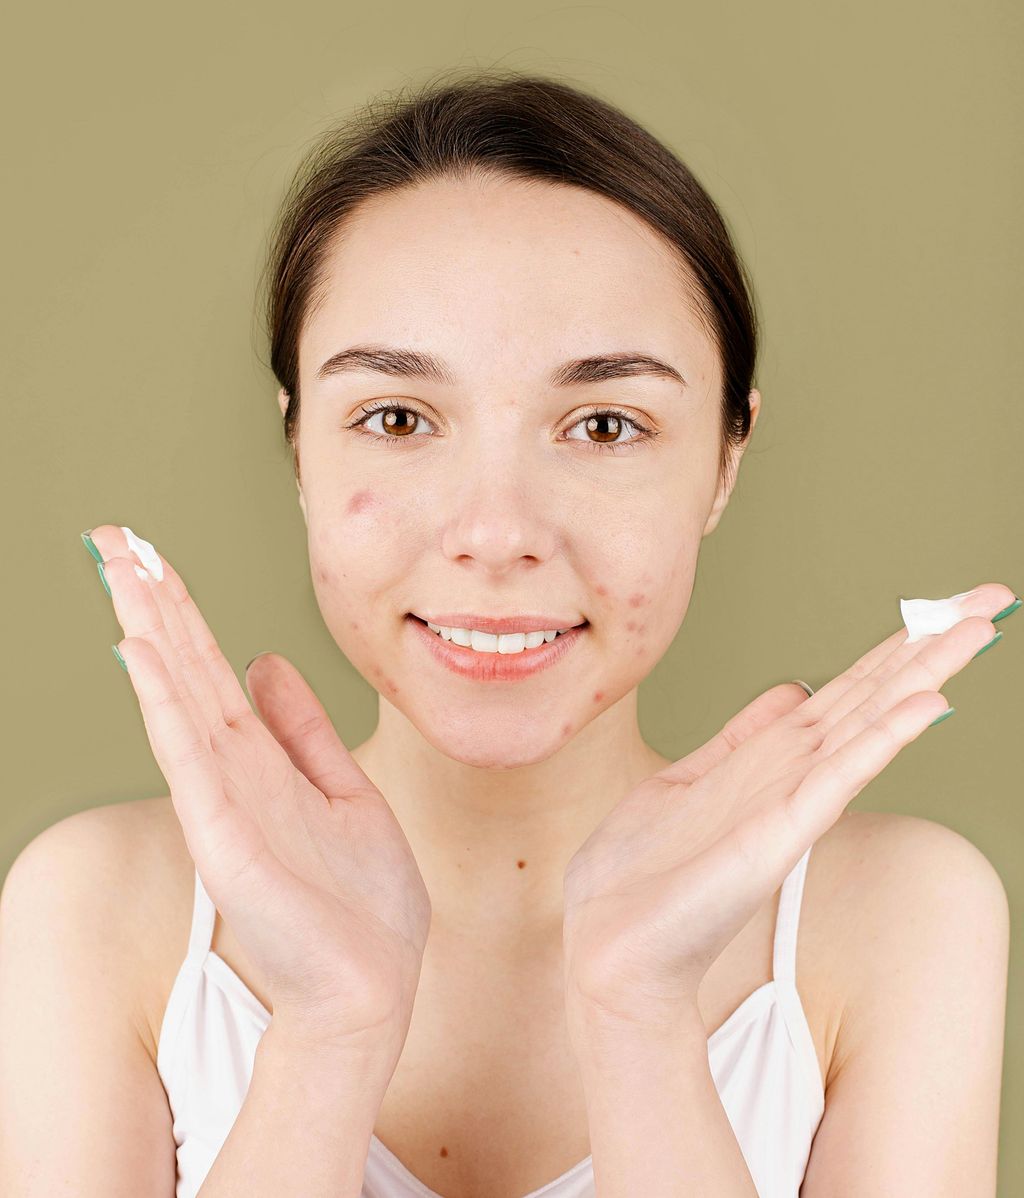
[561,583,1014,1036]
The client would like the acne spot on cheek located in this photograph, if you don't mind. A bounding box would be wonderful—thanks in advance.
[595,583,608,596]
[593,690,604,703]
[561,721,572,737]
[627,592,649,608]
[370,662,400,697]
[347,489,374,515]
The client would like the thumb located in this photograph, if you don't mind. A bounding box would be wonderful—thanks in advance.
[659,680,813,787]
[244,651,376,800]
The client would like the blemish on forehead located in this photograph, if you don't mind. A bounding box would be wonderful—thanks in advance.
[347,489,374,515]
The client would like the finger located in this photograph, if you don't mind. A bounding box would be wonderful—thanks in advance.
[245,652,378,801]
[87,524,250,730]
[656,681,810,787]
[116,635,262,886]
[97,551,229,764]
[785,689,949,847]
[817,615,994,757]
[795,582,1014,728]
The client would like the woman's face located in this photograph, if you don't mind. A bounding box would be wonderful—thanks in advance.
[286,173,756,766]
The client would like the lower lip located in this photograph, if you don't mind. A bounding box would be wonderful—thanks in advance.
[405,615,588,681]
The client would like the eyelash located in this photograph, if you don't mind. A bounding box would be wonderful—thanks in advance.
[344,399,657,455]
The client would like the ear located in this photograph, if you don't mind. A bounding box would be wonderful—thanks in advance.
[702,388,761,538]
[278,387,307,524]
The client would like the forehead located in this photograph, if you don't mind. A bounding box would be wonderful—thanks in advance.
[300,174,719,395]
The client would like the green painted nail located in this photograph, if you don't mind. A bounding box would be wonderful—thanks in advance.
[928,706,956,728]
[111,644,128,671]
[80,530,103,563]
[96,559,111,598]
[992,597,1021,623]
[971,630,1003,660]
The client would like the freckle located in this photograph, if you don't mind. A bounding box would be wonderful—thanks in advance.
[347,489,374,515]
[439,1146,449,1158]
[593,691,604,703]
[351,621,360,630]
[517,860,526,869]
[628,593,646,608]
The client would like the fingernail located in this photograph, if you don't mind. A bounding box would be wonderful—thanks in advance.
[81,529,103,563]
[96,560,111,597]
[971,630,1003,660]
[928,706,956,728]
[111,643,128,672]
[792,679,815,697]
[246,651,273,671]
[993,597,1021,623]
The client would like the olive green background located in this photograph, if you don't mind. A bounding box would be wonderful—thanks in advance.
[2,0,1021,1189]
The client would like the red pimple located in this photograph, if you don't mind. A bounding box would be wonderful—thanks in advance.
[593,690,604,703]
[347,489,374,515]
[628,592,647,608]
[595,583,608,596]
[625,620,637,631]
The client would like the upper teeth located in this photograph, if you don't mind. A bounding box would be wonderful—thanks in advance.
[425,622,572,653]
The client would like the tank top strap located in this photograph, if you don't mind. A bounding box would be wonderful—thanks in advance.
[771,842,813,988]
[185,864,217,963]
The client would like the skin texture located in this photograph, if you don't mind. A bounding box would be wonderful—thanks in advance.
[283,172,761,942]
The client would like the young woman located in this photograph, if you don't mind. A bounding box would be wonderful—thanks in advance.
[1,70,1014,1198]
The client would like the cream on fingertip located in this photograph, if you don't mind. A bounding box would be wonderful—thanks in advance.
[900,589,978,644]
[121,526,164,582]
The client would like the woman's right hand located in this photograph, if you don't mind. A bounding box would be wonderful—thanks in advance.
[83,524,432,1052]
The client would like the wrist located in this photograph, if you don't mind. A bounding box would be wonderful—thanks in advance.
[566,995,708,1067]
[257,1017,402,1097]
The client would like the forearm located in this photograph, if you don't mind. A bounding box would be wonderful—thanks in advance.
[196,1023,398,1198]
[570,1005,759,1198]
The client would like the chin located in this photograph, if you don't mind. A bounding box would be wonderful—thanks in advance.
[416,716,574,771]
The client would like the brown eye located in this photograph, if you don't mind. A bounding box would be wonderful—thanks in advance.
[585,413,623,444]
[378,407,417,436]
[565,409,648,451]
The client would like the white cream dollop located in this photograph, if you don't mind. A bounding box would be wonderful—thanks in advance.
[121,525,164,582]
[900,589,977,643]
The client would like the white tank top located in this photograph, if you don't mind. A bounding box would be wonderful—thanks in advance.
[157,844,824,1197]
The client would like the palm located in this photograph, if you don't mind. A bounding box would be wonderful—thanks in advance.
[562,584,1013,1026]
[85,524,431,1043]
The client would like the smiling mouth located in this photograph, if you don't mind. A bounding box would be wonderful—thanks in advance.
[405,613,590,651]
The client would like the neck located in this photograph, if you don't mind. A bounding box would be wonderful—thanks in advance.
[349,690,671,945]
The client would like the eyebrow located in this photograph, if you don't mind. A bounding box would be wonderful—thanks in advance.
[315,343,687,389]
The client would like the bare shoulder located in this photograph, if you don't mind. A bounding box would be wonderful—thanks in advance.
[4,795,192,1062]
[810,808,1009,1087]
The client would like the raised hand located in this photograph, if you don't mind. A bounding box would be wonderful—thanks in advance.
[82,525,431,1051]
[560,583,1016,1034]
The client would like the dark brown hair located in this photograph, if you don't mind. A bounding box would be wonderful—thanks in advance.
[258,67,759,490]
